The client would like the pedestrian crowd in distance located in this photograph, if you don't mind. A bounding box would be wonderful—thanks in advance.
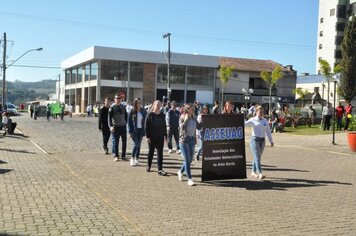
[97,94,275,186]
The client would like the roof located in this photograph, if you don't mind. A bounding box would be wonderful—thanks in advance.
[219,57,293,72]
[297,74,326,84]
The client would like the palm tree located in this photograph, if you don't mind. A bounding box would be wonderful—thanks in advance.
[219,66,234,106]
[293,88,310,107]
[260,65,283,112]
[319,59,332,104]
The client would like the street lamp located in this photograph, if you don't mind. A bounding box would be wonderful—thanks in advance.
[163,33,171,102]
[242,88,254,109]
[2,47,43,107]
[331,73,339,145]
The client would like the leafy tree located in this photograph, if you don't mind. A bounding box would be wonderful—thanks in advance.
[319,59,332,104]
[293,88,310,107]
[339,15,356,102]
[260,65,283,112]
[219,66,234,105]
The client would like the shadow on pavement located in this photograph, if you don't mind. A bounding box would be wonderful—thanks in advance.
[246,164,309,173]
[0,160,7,164]
[199,177,352,191]
[0,148,37,154]
[0,169,13,175]
[5,133,29,139]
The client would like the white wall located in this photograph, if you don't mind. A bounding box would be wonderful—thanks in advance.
[196,91,214,104]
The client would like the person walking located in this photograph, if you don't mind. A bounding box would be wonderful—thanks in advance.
[195,104,209,161]
[166,100,181,154]
[145,100,167,176]
[322,103,332,131]
[46,104,51,121]
[344,101,353,131]
[30,103,34,118]
[335,102,344,131]
[98,97,111,155]
[60,103,65,121]
[33,104,39,120]
[212,100,220,114]
[109,94,128,161]
[177,104,197,186]
[128,98,147,166]
[308,105,317,126]
[245,105,274,180]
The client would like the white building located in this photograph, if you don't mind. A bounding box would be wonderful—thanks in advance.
[316,0,356,73]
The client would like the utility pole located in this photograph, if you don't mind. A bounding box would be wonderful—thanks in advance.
[2,32,6,108]
[163,33,171,102]
[58,73,61,103]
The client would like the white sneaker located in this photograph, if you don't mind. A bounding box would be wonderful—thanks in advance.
[114,157,119,162]
[130,158,134,166]
[168,149,173,154]
[258,173,265,180]
[187,179,195,186]
[177,171,183,181]
[134,159,139,165]
[251,172,258,178]
[176,150,181,154]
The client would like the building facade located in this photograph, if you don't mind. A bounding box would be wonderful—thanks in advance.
[61,46,296,113]
[316,0,356,73]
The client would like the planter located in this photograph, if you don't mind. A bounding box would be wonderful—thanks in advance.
[347,132,356,152]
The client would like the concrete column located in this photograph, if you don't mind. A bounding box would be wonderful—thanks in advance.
[184,66,188,103]
[142,63,156,104]
[96,60,101,102]
[81,66,85,113]
[127,62,131,102]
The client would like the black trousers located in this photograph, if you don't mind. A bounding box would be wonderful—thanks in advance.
[167,127,180,150]
[147,137,164,171]
[345,117,351,131]
[102,128,111,150]
[323,115,332,130]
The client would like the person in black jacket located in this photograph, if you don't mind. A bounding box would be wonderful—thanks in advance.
[98,97,111,154]
[145,100,167,176]
[166,101,181,154]
[109,94,128,161]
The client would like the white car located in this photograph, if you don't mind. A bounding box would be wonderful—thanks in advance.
[6,104,19,116]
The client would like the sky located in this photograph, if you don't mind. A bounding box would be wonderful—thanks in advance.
[0,0,319,82]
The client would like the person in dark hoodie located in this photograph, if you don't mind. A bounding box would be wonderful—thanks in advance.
[165,100,181,154]
[98,97,111,155]
[145,100,167,176]
[108,94,128,161]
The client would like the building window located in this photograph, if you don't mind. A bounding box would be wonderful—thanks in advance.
[130,62,143,82]
[351,3,356,16]
[319,31,323,37]
[330,8,335,16]
[101,60,128,81]
[85,65,89,81]
[65,70,71,85]
[187,66,214,86]
[336,22,345,31]
[334,50,342,59]
[71,68,77,84]
[157,64,186,85]
[319,44,323,49]
[335,36,343,45]
[77,67,83,83]
[320,18,324,23]
[337,5,346,18]
[318,57,322,62]
[249,77,267,90]
[91,62,98,80]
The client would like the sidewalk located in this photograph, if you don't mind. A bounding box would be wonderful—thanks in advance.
[1,115,355,235]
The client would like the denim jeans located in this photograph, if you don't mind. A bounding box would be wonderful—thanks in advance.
[196,136,203,161]
[131,128,144,159]
[179,136,195,179]
[250,136,265,174]
[112,126,127,158]
[168,127,180,150]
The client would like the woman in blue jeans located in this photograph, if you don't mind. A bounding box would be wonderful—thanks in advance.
[128,98,147,166]
[178,104,197,186]
[245,106,274,180]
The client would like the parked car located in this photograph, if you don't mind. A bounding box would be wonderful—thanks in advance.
[6,104,19,116]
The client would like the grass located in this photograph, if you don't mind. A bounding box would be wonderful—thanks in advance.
[283,125,344,135]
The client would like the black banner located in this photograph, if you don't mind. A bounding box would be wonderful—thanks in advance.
[201,114,246,181]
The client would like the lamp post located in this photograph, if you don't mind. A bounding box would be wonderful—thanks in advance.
[331,74,339,145]
[2,46,43,107]
[242,88,254,109]
[163,33,171,102]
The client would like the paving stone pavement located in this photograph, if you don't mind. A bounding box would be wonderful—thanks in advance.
[0,114,355,235]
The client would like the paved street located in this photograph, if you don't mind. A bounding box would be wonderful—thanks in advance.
[0,114,355,235]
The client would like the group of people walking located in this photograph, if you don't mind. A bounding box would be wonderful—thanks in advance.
[98,95,274,186]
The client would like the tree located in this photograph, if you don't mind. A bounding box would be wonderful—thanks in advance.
[293,88,310,107]
[339,15,356,102]
[260,65,283,113]
[219,66,234,106]
[319,59,332,104]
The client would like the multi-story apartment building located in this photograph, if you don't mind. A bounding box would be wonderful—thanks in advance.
[316,0,356,73]
[61,46,296,113]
